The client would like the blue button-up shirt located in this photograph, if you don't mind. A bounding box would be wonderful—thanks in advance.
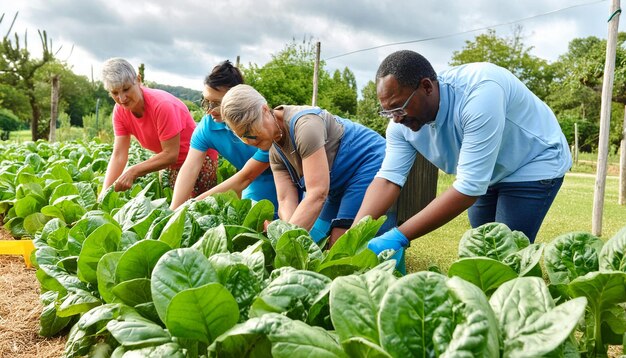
[377,62,572,196]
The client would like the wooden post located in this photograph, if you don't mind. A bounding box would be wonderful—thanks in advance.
[592,0,620,235]
[574,122,579,164]
[617,106,626,205]
[48,74,60,143]
[311,41,321,106]
[393,153,438,225]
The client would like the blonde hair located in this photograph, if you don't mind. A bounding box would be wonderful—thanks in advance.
[221,84,267,134]
[102,57,137,91]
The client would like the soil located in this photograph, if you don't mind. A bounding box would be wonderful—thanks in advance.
[0,229,65,358]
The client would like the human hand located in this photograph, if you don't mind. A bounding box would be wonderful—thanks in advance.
[367,227,409,255]
[114,170,137,192]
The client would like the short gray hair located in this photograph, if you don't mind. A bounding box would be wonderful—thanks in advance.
[102,58,137,91]
[221,84,267,134]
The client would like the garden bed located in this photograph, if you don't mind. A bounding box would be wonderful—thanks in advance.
[0,228,65,358]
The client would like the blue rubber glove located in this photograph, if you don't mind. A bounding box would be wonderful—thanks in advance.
[367,227,409,255]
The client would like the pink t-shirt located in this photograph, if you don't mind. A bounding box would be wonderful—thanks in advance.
[113,87,202,168]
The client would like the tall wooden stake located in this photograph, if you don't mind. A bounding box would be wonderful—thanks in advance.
[574,122,579,164]
[592,0,621,235]
[312,41,320,106]
[49,74,60,143]
[617,106,626,205]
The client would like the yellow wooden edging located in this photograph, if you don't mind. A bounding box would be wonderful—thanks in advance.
[0,240,35,268]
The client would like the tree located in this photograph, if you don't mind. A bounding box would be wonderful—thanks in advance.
[241,38,358,115]
[0,107,21,139]
[450,27,555,100]
[242,39,320,107]
[547,34,626,152]
[34,61,98,127]
[356,81,387,136]
[318,68,358,117]
[0,12,57,140]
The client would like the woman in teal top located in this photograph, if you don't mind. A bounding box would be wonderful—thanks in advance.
[170,61,278,211]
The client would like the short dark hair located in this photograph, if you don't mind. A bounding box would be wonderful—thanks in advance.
[376,50,437,88]
[204,60,244,90]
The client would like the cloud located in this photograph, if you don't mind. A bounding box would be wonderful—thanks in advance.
[1,0,620,92]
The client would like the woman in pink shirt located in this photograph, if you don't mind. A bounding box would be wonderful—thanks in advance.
[100,57,217,197]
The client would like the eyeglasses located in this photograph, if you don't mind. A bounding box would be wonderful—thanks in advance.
[201,98,221,114]
[379,88,417,119]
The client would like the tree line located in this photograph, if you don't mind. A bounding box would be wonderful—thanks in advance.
[1,13,625,152]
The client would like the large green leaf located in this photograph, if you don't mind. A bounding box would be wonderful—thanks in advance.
[544,231,603,285]
[57,289,102,317]
[74,182,97,211]
[192,224,230,257]
[14,195,45,218]
[316,249,379,279]
[599,226,626,272]
[50,164,73,183]
[242,199,275,232]
[208,253,262,320]
[47,196,87,224]
[150,248,219,322]
[128,207,169,238]
[324,216,386,263]
[330,261,396,343]
[77,223,121,284]
[115,239,171,282]
[112,278,153,307]
[378,271,497,357]
[342,337,391,358]
[165,283,239,343]
[97,251,123,304]
[447,257,518,295]
[458,222,519,260]
[50,183,80,205]
[39,291,72,337]
[249,268,331,322]
[111,343,184,358]
[502,243,544,277]
[37,217,68,249]
[490,277,587,357]
[442,276,500,357]
[274,233,309,270]
[265,220,301,246]
[568,271,626,355]
[208,313,346,357]
[158,206,187,248]
[24,212,50,235]
[106,319,172,348]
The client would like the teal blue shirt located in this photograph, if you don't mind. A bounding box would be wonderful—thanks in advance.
[190,114,277,206]
[378,62,572,196]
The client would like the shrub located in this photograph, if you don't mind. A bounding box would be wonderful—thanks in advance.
[0,108,22,140]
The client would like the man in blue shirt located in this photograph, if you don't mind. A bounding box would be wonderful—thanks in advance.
[356,50,571,267]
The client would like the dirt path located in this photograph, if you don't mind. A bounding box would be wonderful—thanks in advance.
[0,229,65,358]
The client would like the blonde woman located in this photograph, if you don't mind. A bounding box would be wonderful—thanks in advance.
[221,84,395,245]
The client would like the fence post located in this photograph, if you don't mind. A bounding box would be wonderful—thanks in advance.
[393,153,438,225]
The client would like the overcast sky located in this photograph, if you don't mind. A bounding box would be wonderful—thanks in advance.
[2,0,622,95]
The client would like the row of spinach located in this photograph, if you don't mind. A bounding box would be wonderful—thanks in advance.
[33,182,626,357]
[2,140,626,357]
[0,140,164,238]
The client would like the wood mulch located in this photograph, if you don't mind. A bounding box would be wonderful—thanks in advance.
[0,228,65,358]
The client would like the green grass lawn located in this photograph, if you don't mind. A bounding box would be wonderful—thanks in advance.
[6,128,86,143]
[406,172,626,273]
